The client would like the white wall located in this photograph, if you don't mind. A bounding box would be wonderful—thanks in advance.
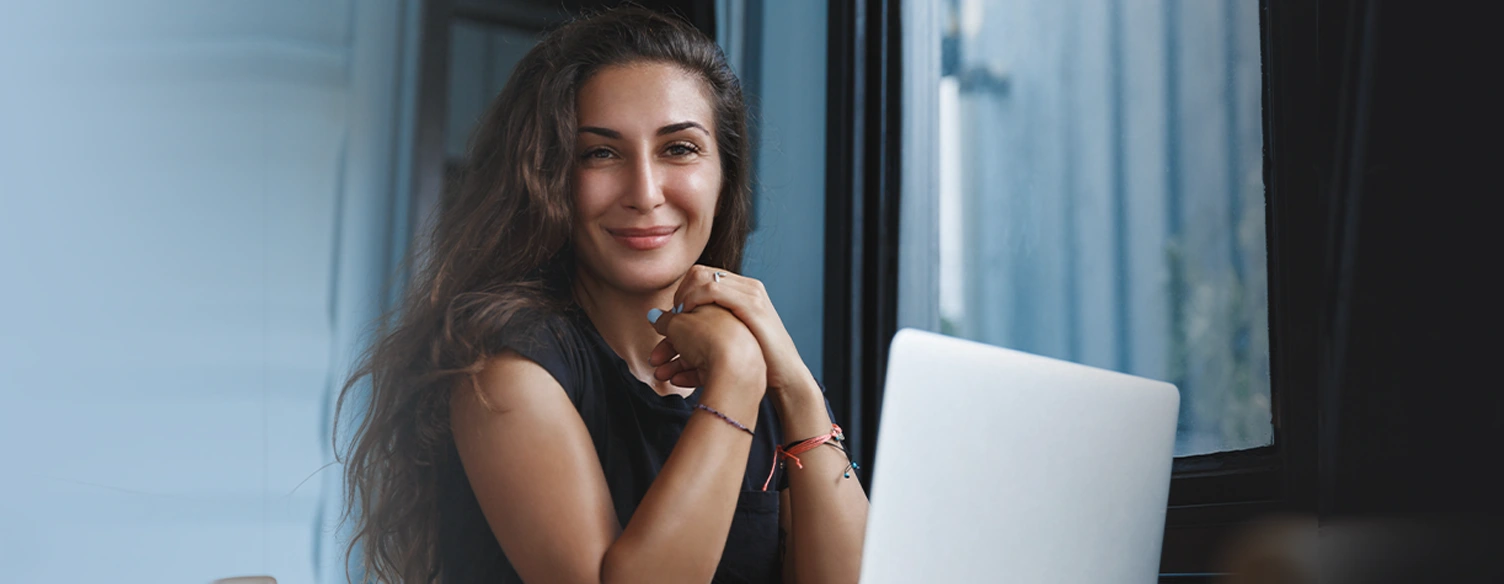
[0,2,416,582]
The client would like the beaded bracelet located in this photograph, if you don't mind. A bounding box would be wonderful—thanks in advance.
[694,403,755,436]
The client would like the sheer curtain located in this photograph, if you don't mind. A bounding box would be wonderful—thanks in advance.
[929,0,1270,456]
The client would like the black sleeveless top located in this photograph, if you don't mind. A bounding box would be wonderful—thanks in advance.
[437,306,823,583]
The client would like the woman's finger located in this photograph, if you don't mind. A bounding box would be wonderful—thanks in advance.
[678,276,761,325]
[653,355,693,382]
[649,337,678,367]
[672,265,735,312]
[669,369,702,388]
[648,305,675,337]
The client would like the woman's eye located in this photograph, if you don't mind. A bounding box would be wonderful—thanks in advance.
[666,143,700,157]
[583,148,614,160]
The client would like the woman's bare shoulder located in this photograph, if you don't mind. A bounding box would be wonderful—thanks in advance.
[449,349,621,583]
[453,349,569,418]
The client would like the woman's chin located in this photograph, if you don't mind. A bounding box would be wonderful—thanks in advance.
[605,264,691,294]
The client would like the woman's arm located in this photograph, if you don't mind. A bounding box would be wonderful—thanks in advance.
[452,308,766,584]
[775,378,870,584]
[604,363,765,583]
[654,265,871,583]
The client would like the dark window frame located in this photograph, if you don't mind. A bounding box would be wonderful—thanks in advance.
[821,0,903,483]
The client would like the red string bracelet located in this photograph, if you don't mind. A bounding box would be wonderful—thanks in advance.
[761,424,857,491]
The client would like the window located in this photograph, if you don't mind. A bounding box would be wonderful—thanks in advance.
[446,20,540,164]
[929,0,1270,457]
[818,0,1308,577]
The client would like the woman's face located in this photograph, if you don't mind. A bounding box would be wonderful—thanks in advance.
[571,62,721,295]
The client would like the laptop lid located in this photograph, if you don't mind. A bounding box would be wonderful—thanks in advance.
[859,329,1180,583]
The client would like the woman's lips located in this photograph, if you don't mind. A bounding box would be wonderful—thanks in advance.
[607,226,678,251]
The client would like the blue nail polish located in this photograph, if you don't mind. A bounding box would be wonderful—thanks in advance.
[674,303,684,314]
[647,308,663,323]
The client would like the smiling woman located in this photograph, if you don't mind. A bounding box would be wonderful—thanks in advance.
[335,7,867,584]
[572,63,722,292]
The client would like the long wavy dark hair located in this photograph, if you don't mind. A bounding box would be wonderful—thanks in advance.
[334,7,752,583]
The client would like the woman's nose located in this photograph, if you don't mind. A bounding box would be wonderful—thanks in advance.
[623,155,666,212]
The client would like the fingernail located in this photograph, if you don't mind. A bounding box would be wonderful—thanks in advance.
[647,308,663,324]
[674,303,684,314]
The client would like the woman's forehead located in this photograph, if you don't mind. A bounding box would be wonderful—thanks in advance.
[576,62,714,134]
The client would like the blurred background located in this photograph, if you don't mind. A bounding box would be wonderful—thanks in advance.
[0,2,423,582]
[6,0,1420,582]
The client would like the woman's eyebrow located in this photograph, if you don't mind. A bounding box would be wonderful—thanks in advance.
[579,126,622,139]
[578,122,708,138]
[657,121,708,136]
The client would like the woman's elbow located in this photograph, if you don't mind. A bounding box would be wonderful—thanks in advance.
[599,533,715,584]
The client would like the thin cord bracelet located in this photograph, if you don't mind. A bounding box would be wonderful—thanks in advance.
[694,403,755,436]
[761,424,860,491]
[822,441,861,479]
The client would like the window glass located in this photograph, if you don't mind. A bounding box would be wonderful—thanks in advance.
[447,21,538,161]
[720,0,830,381]
[935,0,1270,455]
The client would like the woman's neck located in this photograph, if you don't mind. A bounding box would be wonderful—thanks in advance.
[572,267,685,395]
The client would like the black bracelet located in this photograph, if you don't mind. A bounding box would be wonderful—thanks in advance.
[695,403,755,436]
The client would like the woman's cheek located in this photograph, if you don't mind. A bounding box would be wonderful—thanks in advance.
[668,164,721,213]
[572,172,613,216]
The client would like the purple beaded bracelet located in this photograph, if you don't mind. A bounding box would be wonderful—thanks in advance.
[694,403,755,436]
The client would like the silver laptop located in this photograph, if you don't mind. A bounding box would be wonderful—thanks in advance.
[859,329,1180,583]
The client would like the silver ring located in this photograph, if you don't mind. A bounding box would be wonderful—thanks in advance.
[713,271,728,283]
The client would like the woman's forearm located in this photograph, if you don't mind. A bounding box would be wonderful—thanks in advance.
[777,381,870,584]
[601,369,765,584]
